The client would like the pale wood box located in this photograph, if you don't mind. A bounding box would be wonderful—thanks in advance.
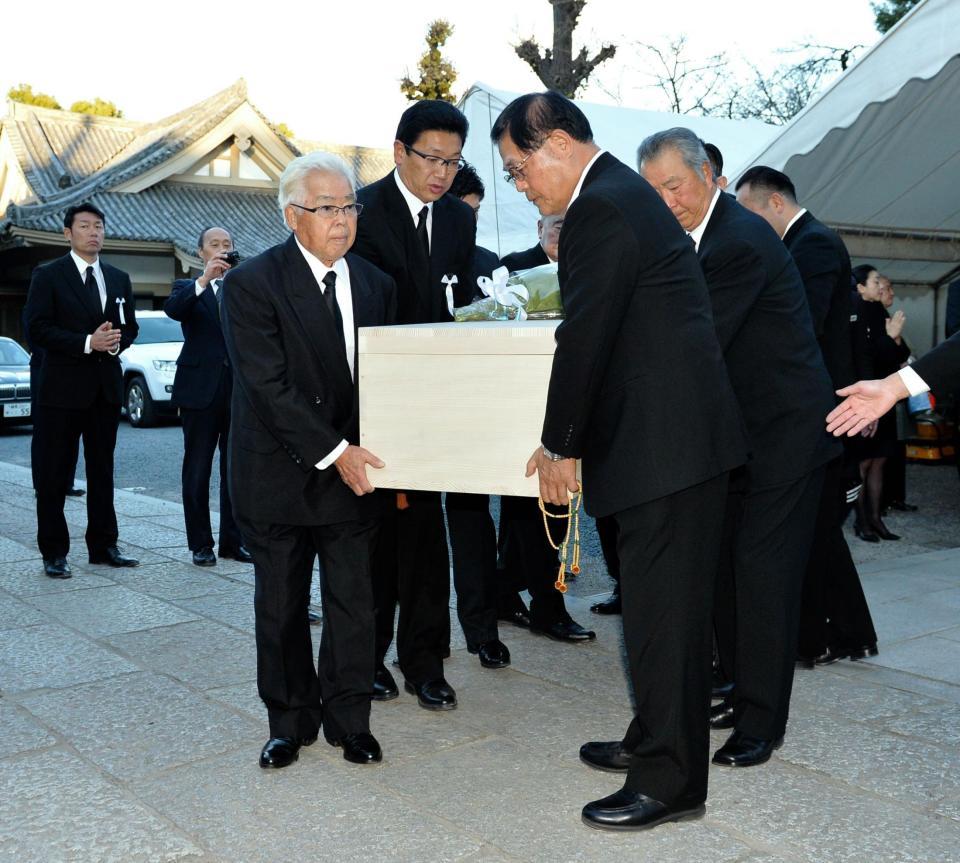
[358,321,560,497]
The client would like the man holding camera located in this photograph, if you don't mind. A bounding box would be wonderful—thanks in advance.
[164,226,251,566]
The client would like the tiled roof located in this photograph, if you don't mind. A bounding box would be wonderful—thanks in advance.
[294,138,394,188]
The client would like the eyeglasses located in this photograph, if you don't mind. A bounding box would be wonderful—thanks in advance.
[290,202,363,219]
[503,147,540,185]
[403,144,466,173]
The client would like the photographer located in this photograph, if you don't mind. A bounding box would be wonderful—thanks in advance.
[164,226,251,566]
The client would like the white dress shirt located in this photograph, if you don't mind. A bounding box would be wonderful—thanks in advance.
[394,169,432,251]
[898,365,930,396]
[194,278,221,297]
[688,187,722,251]
[781,207,808,240]
[566,149,607,210]
[71,251,108,354]
[293,237,356,470]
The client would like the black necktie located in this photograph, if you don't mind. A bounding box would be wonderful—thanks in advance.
[85,265,101,311]
[213,279,223,318]
[416,205,430,258]
[322,271,345,349]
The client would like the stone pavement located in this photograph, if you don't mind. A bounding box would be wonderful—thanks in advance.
[0,459,958,863]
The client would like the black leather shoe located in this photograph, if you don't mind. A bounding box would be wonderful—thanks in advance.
[219,545,254,562]
[531,618,596,642]
[888,500,917,512]
[579,740,632,773]
[797,646,850,668]
[871,523,900,541]
[258,733,317,769]
[372,664,399,701]
[712,731,783,767]
[65,487,85,497]
[848,643,879,660]
[709,700,735,730]
[474,639,511,669]
[590,591,622,615]
[854,523,880,543]
[43,557,72,579]
[308,609,321,625]
[582,789,705,832]
[192,546,216,567]
[332,731,382,764]
[404,678,457,711]
[498,608,531,629]
[712,677,734,700]
[88,546,139,567]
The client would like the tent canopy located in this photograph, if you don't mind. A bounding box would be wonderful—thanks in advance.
[460,83,778,258]
[740,0,960,287]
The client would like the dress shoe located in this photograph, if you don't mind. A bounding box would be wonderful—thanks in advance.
[192,546,216,567]
[871,522,900,541]
[848,643,879,660]
[712,730,783,767]
[709,700,735,730]
[65,487,85,497]
[582,788,705,832]
[474,639,511,669]
[498,608,531,629]
[88,546,139,567]
[854,523,880,542]
[308,609,321,625]
[331,731,382,764]
[796,646,850,668]
[590,591,622,615]
[219,545,254,562]
[579,740,632,773]
[712,678,735,700]
[372,664,399,701]
[258,733,317,769]
[43,557,72,579]
[888,500,917,512]
[530,618,596,643]
[404,678,457,711]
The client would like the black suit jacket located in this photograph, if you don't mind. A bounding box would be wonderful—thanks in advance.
[698,193,839,487]
[913,331,960,396]
[354,172,475,323]
[501,243,549,273]
[542,153,746,518]
[222,236,396,526]
[24,254,138,408]
[164,277,226,410]
[783,211,854,390]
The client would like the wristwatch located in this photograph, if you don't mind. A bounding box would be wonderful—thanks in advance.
[542,446,566,462]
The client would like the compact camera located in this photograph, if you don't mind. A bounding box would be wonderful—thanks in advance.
[221,251,241,267]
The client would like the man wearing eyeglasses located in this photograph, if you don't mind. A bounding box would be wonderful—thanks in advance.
[353,99,494,714]
[221,152,396,770]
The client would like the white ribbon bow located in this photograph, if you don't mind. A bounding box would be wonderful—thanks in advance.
[477,266,529,320]
[116,296,126,325]
[442,274,459,317]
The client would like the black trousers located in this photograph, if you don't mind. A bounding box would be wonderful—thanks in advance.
[714,466,825,741]
[445,492,499,651]
[496,495,567,626]
[239,513,378,743]
[372,490,450,684]
[30,363,78,493]
[179,370,241,552]
[798,457,877,656]
[595,514,621,586]
[617,472,729,805]
[34,392,120,559]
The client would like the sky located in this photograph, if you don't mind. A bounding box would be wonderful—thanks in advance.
[3,0,882,148]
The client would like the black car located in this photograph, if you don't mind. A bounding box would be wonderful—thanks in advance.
[0,337,31,428]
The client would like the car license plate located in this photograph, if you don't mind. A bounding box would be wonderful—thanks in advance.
[3,402,30,418]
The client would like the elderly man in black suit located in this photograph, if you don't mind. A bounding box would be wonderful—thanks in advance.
[353,100,511,711]
[736,166,878,666]
[222,151,395,770]
[164,227,252,567]
[640,129,839,768]
[25,202,140,578]
[493,92,746,831]
[500,214,562,272]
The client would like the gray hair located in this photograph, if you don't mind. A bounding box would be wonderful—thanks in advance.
[637,128,709,181]
[277,151,357,216]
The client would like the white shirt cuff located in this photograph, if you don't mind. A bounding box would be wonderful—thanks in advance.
[898,365,929,397]
[315,439,348,470]
[194,279,205,296]
[84,335,92,354]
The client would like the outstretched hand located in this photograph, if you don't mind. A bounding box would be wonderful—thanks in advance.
[825,376,907,437]
[335,445,384,496]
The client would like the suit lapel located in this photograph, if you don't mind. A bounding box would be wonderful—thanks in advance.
[200,281,220,325]
[382,174,431,314]
[698,190,728,253]
[280,237,353,400]
[63,255,103,322]
[783,211,813,248]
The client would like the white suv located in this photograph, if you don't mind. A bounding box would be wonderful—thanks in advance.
[120,310,183,427]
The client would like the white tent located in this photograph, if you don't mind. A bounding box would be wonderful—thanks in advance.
[459,82,778,258]
[739,0,960,350]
